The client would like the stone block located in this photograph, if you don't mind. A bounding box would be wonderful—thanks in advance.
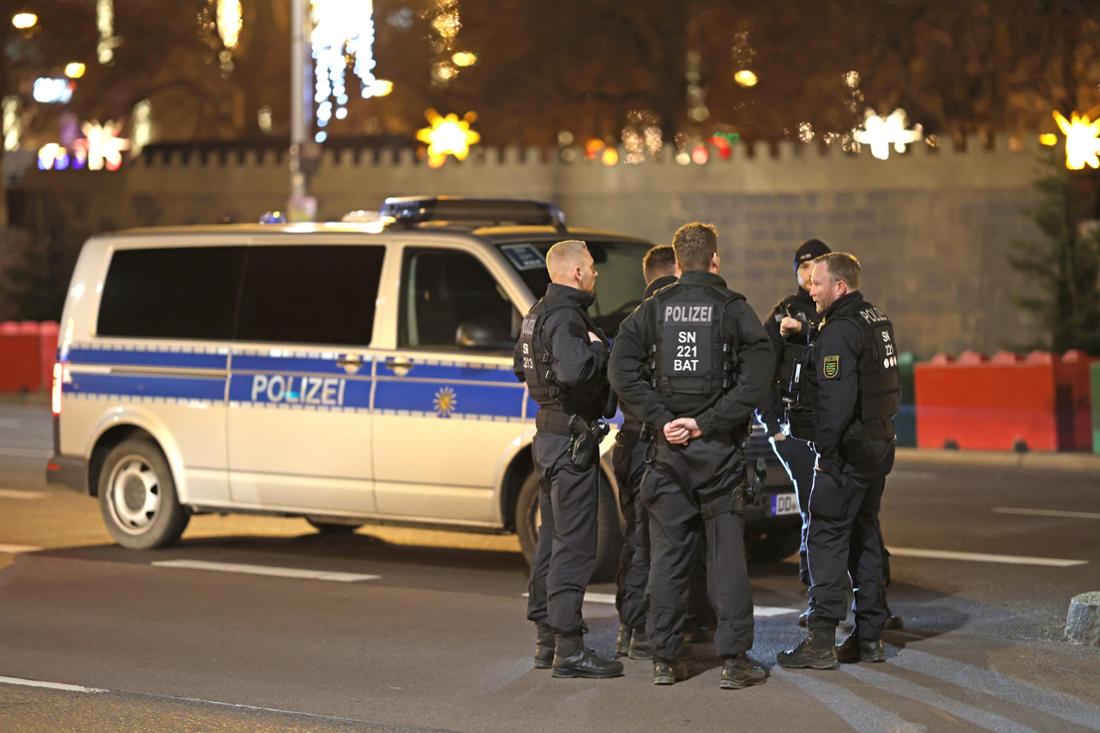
[1065,591,1100,645]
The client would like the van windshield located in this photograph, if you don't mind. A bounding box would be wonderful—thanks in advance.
[497,239,650,336]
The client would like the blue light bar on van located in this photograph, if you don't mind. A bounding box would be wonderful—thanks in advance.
[378,196,567,231]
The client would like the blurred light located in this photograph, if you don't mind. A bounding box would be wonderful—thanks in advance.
[1054,110,1100,170]
[691,145,708,165]
[33,78,74,104]
[64,62,87,79]
[51,363,63,417]
[11,12,37,30]
[314,131,328,143]
[431,60,458,84]
[675,151,691,165]
[217,0,243,49]
[260,210,287,224]
[584,138,604,161]
[416,108,480,167]
[853,108,922,160]
[76,120,129,170]
[132,100,152,154]
[311,0,380,131]
[733,69,757,87]
[257,105,273,133]
[1039,133,1058,147]
[37,143,65,170]
[365,78,392,97]
[557,130,574,146]
[335,107,348,119]
[452,51,477,67]
[2,96,20,151]
[97,0,116,64]
[601,147,619,166]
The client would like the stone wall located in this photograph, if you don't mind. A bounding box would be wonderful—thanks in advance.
[11,135,1050,355]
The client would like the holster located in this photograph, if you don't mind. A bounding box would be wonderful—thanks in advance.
[569,415,609,468]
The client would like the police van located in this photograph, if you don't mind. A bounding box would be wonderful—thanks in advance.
[46,197,800,579]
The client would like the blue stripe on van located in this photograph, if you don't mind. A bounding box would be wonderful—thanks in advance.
[67,348,228,371]
[374,380,525,418]
[231,354,371,376]
[376,361,517,383]
[65,373,226,401]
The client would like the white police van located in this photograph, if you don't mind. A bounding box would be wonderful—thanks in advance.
[47,197,799,579]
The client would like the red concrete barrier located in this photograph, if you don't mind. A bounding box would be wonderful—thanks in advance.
[38,321,59,392]
[0,321,44,392]
[915,350,1093,452]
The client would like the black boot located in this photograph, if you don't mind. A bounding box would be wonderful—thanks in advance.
[653,659,682,685]
[552,635,624,679]
[628,627,654,659]
[615,623,632,658]
[777,628,839,670]
[534,623,555,669]
[797,607,810,628]
[883,602,904,630]
[835,632,885,663]
[720,654,768,690]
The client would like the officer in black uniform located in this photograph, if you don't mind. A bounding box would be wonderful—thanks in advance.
[613,245,676,660]
[514,239,623,679]
[778,252,900,669]
[758,239,830,604]
[610,222,772,689]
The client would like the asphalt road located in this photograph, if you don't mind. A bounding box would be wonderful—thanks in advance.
[1,401,1099,733]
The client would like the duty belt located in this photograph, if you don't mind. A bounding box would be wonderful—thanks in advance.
[618,423,655,442]
[535,408,574,436]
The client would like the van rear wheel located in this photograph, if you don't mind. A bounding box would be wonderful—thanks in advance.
[516,467,622,584]
[98,438,190,550]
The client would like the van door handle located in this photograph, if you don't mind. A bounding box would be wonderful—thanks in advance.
[385,357,413,377]
[336,355,364,374]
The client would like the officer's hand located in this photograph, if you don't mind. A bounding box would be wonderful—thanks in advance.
[772,432,787,442]
[779,316,803,337]
[587,331,601,343]
[664,417,702,445]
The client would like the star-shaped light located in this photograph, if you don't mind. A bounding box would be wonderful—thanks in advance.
[1053,110,1100,171]
[416,109,480,168]
[853,108,923,160]
[75,120,130,171]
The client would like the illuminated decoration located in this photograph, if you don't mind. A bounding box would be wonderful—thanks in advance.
[797,121,814,143]
[1039,133,1058,147]
[74,120,130,171]
[97,0,118,64]
[709,132,740,160]
[257,106,273,133]
[733,70,757,88]
[367,79,393,97]
[621,109,662,164]
[11,12,37,30]
[310,0,380,135]
[431,60,458,84]
[853,108,923,160]
[216,0,242,49]
[2,96,20,151]
[691,144,709,165]
[64,62,87,79]
[430,0,461,47]
[37,143,71,170]
[685,50,708,123]
[416,109,480,167]
[433,386,457,417]
[452,51,477,67]
[601,147,619,166]
[131,100,152,154]
[1053,110,1100,171]
[33,78,74,104]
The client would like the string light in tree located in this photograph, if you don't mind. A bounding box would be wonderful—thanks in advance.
[311,0,384,142]
[1052,110,1100,170]
[416,109,480,168]
[96,0,118,64]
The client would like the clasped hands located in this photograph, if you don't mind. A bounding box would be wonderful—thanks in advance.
[662,417,702,446]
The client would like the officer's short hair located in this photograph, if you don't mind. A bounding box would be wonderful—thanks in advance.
[642,245,676,283]
[546,239,589,279]
[672,222,718,272]
[815,252,861,290]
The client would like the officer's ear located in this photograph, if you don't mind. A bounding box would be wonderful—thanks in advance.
[710,251,720,273]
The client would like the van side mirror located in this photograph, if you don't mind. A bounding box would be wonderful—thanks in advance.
[456,320,513,351]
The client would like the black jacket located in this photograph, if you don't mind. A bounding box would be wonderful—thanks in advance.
[512,283,610,417]
[758,288,821,435]
[609,271,773,438]
[619,274,678,433]
[813,291,866,472]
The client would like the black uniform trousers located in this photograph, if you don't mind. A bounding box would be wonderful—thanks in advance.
[611,430,651,630]
[770,433,817,586]
[525,431,600,637]
[642,434,754,662]
[806,441,895,640]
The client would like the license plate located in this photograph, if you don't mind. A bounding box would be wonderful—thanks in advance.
[769,492,800,517]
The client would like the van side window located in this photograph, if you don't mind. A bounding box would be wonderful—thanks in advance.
[98,246,245,340]
[236,245,385,346]
[399,248,515,351]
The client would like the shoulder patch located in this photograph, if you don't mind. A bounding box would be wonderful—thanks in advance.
[823,354,840,379]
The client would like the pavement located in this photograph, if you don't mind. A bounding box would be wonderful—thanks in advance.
[0,402,1098,732]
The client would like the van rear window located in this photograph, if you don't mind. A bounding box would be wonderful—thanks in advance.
[98,246,245,340]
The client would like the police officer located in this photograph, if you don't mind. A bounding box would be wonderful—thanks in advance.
[610,222,772,689]
[613,245,677,660]
[758,239,830,611]
[778,253,900,669]
[514,239,623,679]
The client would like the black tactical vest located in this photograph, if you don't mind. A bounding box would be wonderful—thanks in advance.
[787,298,900,442]
[519,298,608,419]
[651,283,744,398]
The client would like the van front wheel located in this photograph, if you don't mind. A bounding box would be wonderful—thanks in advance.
[98,438,190,550]
[515,467,622,584]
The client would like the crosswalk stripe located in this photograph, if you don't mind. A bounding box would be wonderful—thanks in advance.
[888,546,1086,567]
[0,489,49,500]
[993,507,1100,520]
[0,544,43,554]
[152,559,379,583]
[0,675,107,694]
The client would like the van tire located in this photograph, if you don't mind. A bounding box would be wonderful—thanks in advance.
[745,526,801,563]
[515,467,622,584]
[306,519,363,534]
[98,438,190,550]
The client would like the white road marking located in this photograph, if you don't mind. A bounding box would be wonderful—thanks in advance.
[0,447,51,458]
[524,592,798,616]
[152,559,380,583]
[889,470,939,480]
[888,546,1087,567]
[0,675,107,694]
[0,489,48,500]
[993,507,1100,520]
[0,544,43,554]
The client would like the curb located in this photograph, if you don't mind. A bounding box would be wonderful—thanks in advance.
[897,447,1100,473]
